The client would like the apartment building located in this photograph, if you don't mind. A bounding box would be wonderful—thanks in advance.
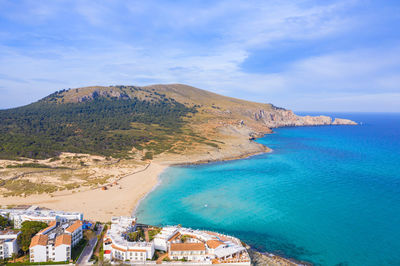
[29,220,83,262]
[0,230,20,260]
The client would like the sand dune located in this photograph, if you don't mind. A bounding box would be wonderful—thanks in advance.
[0,162,167,222]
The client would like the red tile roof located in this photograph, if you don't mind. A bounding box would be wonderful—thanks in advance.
[170,243,205,251]
[37,221,57,235]
[55,234,71,247]
[111,244,126,252]
[168,232,181,242]
[65,220,82,233]
[206,240,225,249]
[30,234,48,248]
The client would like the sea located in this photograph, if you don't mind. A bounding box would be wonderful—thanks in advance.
[136,113,400,266]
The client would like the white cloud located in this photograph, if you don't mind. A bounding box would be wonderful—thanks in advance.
[0,0,399,112]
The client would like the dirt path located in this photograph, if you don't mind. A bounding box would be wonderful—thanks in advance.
[156,253,169,264]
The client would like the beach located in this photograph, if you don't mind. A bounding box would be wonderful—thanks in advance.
[0,162,168,222]
[0,129,270,221]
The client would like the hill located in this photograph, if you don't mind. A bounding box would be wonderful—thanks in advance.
[0,84,356,213]
[0,84,356,161]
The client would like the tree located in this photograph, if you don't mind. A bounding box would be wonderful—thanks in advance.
[17,221,48,254]
[0,215,10,229]
[11,252,17,263]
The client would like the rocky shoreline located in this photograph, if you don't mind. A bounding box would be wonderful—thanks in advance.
[247,248,312,266]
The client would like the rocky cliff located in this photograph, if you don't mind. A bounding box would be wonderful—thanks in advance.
[253,109,356,128]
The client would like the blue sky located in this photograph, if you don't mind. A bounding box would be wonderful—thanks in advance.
[0,0,399,112]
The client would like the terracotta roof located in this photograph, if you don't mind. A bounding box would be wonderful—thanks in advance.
[168,232,181,242]
[128,249,146,252]
[170,243,205,251]
[30,234,48,248]
[0,229,19,235]
[55,234,71,247]
[206,240,225,249]
[48,221,57,227]
[65,220,82,233]
[110,244,146,253]
[111,244,127,252]
[38,221,57,235]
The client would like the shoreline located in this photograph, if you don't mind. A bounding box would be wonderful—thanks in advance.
[1,136,308,265]
[132,139,272,216]
[169,145,272,167]
[131,164,167,217]
[0,162,168,222]
[0,136,272,222]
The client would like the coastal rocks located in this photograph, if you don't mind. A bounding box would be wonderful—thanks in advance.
[332,118,358,125]
[252,109,357,128]
[248,249,311,266]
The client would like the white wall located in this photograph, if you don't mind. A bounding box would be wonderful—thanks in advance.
[154,237,168,251]
[55,244,70,262]
[30,245,47,262]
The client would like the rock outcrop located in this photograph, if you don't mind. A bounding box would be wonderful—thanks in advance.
[252,109,356,128]
[332,118,358,125]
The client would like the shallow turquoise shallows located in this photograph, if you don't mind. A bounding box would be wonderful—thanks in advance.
[136,113,400,266]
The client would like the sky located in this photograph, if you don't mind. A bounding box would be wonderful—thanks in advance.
[0,0,399,112]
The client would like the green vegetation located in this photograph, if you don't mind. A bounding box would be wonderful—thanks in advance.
[72,238,88,262]
[148,227,162,241]
[0,215,11,229]
[17,221,48,255]
[127,228,145,241]
[0,90,196,159]
[6,163,52,169]
[181,235,191,242]
[1,180,60,197]
[142,151,153,160]
[91,224,106,264]
[5,163,70,169]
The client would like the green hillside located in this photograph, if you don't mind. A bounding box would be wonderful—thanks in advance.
[0,89,196,159]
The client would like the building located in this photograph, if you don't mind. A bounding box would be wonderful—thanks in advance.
[0,230,20,260]
[65,220,83,247]
[169,243,206,261]
[0,206,83,229]
[153,226,179,251]
[103,216,155,263]
[29,220,83,263]
[153,227,250,264]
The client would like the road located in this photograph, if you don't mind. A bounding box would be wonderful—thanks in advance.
[76,224,104,265]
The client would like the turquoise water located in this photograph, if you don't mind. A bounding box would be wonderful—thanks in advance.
[136,113,400,266]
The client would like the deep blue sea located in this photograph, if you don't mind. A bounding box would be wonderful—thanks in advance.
[136,113,400,266]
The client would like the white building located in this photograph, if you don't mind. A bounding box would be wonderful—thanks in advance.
[29,220,83,263]
[65,220,83,247]
[0,230,20,260]
[154,227,250,264]
[169,242,206,261]
[0,206,83,229]
[103,216,155,263]
[153,226,179,251]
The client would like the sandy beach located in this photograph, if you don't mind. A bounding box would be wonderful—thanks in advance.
[0,131,270,222]
[0,162,168,222]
